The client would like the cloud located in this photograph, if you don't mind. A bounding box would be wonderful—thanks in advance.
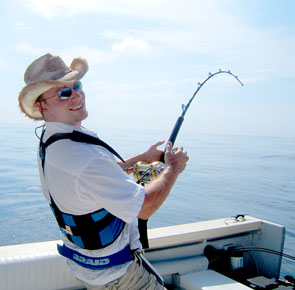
[21,0,295,81]
[25,0,148,19]
[59,46,114,66]
[12,43,108,65]
[25,0,231,21]
[60,37,152,67]
[13,42,44,55]
[26,0,69,19]
[111,37,151,54]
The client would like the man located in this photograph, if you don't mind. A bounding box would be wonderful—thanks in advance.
[18,53,189,289]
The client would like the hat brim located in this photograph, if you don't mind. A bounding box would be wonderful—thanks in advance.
[18,57,88,120]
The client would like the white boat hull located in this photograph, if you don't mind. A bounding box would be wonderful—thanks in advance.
[0,216,285,290]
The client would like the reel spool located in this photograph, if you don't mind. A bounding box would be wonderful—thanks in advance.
[133,161,166,184]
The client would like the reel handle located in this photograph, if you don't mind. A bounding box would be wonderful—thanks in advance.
[160,116,184,163]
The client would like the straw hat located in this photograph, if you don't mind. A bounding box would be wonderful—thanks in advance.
[18,53,88,120]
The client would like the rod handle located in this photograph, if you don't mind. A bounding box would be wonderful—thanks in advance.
[160,116,184,163]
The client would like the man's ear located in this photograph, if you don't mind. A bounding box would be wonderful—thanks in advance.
[36,101,47,114]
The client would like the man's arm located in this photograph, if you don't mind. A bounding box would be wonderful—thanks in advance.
[138,142,189,220]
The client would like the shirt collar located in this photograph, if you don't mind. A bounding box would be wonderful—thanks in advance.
[44,122,97,140]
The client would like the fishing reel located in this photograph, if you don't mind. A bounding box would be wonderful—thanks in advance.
[133,161,166,184]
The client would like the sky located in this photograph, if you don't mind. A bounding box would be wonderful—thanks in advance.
[1,0,295,138]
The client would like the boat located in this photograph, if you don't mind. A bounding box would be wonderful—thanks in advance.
[1,214,293,290]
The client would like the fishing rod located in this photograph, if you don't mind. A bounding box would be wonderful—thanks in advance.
[135,70,243,249]
[134,69,244,184]
[161,69,244,161]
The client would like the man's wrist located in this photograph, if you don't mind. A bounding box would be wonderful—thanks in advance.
[161,164,179,180]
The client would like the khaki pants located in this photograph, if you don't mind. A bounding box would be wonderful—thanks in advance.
[79,252,166,290]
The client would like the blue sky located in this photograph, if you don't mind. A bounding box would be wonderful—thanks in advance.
[1,0,295,137]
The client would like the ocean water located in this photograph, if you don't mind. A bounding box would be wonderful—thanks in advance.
[0,124,294,277]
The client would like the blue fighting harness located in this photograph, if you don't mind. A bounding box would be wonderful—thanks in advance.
[39,129,133,269]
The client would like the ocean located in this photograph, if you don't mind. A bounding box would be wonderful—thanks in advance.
[0,123,294,277]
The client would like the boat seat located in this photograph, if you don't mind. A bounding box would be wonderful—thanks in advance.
[179,269,252,290]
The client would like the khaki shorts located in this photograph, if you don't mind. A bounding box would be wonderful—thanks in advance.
[79,251,166,290]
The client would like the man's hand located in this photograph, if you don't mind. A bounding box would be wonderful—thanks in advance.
[143,140,165,164]
[164,141,189,175]
[119,140,165,171]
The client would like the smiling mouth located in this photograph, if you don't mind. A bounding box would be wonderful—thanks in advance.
[70,104,83,111]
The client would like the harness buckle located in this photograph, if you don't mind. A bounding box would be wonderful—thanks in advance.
[63,225,73,235]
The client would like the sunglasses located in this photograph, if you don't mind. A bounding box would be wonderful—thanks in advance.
[58,81,83,100]
[39,81,83,102]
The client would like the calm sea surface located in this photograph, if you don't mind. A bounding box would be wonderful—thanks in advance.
[0,124,294,277]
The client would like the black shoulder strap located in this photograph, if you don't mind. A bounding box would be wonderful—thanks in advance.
[71,131,125,163]
[39,130,125,171]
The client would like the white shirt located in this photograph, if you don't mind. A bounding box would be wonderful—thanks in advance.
[37,122,145,285]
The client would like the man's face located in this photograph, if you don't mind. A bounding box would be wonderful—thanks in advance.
[38,82,88,127]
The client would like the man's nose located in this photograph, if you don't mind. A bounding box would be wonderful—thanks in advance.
[71,89,83,100]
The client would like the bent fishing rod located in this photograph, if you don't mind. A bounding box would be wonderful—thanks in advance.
[161,69,244,161]
[135,70,244,248]
[134,69,244,184]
